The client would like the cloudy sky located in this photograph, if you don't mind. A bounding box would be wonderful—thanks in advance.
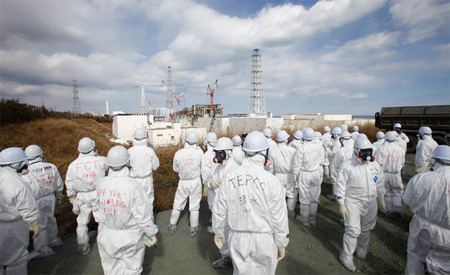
[0,0,449,116]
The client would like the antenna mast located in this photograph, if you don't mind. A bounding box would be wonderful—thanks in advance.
[248,49,266,117]
[72,80,81,116]
[165,66,174,122]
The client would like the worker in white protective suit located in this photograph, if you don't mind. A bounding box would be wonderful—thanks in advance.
[415,126,438,174]
[169,131,204,236]
[322,126,332,179]
[331,131,355,189]
[326,127,343,201]
[270,130,297,219]
[336,137,386,272]
[128,128,160,217]
[65,137,108,255]
[340,124,348,133]
[289,130,303,149]
[373,131,385,157]
[0,147,41,275]
[350,125,359,140]
[23,145,64,259]
[403,145,450,275]
[209,137,239,269]
[213,131,289,275]
[376,131,406,219]
[394,123,410,144]
[293,127,325,227]
[263,127,277,149]
[202,132,218,212]
[231,135,244,165]
[93,146,158,275]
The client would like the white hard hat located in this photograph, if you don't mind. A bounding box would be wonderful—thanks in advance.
[0,147,29,165]
[353,125,359,131]
[303,127,315,141]
[262,127,272,138]
[315,131,322,140]
[205,132,218,147]
[106,146,130,168]
[340,131,351,140]
[243,131,269,153]
[78,137,95,153]
[214,137,233,151]
[419,126,432,135]
[394,123,402,129]
[25,145,43,159]
[186,131,199,144]
[339,124,348,132]
[294,130,303,140]
[357,133,368,139]
[385,131,398,142]
[134,128,146,140]
[324,126,331,133]
[432,145,450,162]
[232,135,242,146]
[276,130,290,142]
[376,131,385,140]
[331,127,342,135]
[354,137,372,150]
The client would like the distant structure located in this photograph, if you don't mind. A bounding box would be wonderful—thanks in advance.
[72,80,81,115]
[165,66,174,121]
[106,100,109,115]
[137,84,146,114]
[248,49,266,117]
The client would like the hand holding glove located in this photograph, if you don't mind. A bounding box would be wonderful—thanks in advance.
[142,234,157,247]
[210,179,220,189]
[338,203,348,220]
[277,247,286,261]
[377,197,387,214]
[31,220,41,239]
[214,233,225,249]
[293,173,298,184]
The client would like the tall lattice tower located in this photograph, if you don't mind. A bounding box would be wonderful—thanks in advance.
[165,66,174,121]
[139,84,146,114]
[248,49,266,117]
[72,80,81,115]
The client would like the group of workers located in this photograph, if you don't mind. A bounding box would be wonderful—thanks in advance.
[0,122,448,275]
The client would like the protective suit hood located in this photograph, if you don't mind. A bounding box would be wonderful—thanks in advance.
[133,138,147,147]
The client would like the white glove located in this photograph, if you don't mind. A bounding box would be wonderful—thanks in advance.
[31,220,41,239]
[142,234,157,247]
[338,204,348,220]
[377,197,387,214]
[202,184,208,197]
[69,196,76,204]
[55,191,64,202]
[277,247,286,261]
[293,173,298,184]
[210,179,220,189]
[214,233,225,249]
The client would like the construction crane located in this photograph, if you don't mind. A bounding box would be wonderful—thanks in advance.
[174,90,186,106]
[146,97,153,112]
[206,79,218,114]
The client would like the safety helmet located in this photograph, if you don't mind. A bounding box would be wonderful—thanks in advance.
[354,137,372,150]
[352,125,359,132]
[394,123,402,129]
[25,145,44,159]
[356,133,368,139]
[376,131,385,140]
[276,130,290,142]
[340,131,352,140]
[385,131,398,142]
[205,132,218,147]
[106,146,130,169]
[303,127,315,141]
[134,128,146,140]
[78,137,95,153]
[324,126,331,133]
[232,135,242,146]
[331,127,342,135]
[315,131,322,140]
[0,147,29,165]
[339,124,348,132]
[432,145,450,163]
[214,137,233,151]
[262,127,272,139]
[186,131,199,145]
[294,130,303,140]
[418,126,432,135]
[243,131,269,153]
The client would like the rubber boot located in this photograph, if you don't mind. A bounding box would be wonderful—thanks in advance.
[356,231,370,260]
[341,233,357,272]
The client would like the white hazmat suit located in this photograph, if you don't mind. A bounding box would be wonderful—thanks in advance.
[213,154,289,275]
[415,135,438,173]
[0,166,40,274]
[403,165,450,275]
[93,167,158,274]
[202,144,218,210]
[65,151,108,254]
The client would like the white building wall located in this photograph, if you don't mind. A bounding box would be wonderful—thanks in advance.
[148,123,207,148]
[113,114,149,141]
[194,116,284,135]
